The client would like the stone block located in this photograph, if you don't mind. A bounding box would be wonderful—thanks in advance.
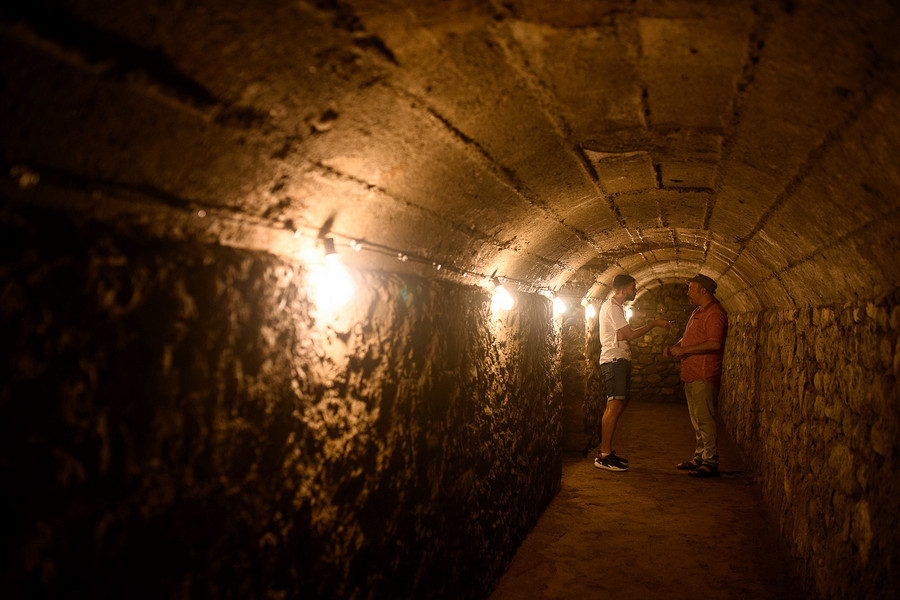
[890,306,900,331]
[895,338,900,381]
[588,150,657,195]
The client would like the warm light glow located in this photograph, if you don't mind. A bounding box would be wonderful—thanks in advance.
[311,252,354,310]
[491,284,515,312]
[584,303,596,320]
[624,307,633,321]
[552,295,567,316]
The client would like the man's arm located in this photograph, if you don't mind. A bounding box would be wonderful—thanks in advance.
[668,340,720,357]
[663,337,684,357]
[616,319,671,341]
[668,311,726,357]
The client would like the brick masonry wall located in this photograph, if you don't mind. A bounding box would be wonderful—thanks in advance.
[0,208,562,599]
[720,297,900,600]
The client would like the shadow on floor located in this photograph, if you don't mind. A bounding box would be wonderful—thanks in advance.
[489,401,806,600]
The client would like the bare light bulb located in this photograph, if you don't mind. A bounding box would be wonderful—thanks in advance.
[584,303,596,320]
[491,282,515,312]
[552,295,567,316]
[311,239,354,310]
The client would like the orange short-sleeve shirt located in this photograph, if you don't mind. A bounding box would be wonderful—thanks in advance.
[680,300,728,385]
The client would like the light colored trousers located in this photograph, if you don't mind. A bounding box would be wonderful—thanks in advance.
[684,380,719,467]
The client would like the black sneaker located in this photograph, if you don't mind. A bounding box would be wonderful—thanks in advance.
[594,454,628,471]
[609,451,629,465]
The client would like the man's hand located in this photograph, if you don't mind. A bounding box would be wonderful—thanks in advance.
[619,318,673,341]
[667,340,719,357]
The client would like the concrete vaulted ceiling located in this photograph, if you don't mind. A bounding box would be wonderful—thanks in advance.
[2,0,900,312]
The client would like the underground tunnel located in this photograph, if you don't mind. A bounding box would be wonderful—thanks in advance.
[1,0,899,598]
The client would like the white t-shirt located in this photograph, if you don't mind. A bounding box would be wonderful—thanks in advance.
[599,298,630,364]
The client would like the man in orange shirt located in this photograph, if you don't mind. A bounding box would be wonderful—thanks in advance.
[665,274,728,478]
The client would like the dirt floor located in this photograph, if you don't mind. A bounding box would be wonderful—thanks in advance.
[488,401,806,600]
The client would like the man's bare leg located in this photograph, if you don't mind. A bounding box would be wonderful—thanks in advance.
[599,398,625,456]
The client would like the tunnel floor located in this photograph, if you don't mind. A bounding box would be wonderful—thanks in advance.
[489,401,806,600]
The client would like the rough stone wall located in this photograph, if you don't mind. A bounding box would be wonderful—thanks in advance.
[583,310,604,450]
[720,296,900,600]
[558,308,597,454]
[0,207,562,599]
[628,285,695,403]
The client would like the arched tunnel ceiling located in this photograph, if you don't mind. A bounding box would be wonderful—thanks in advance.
[2,0,900,312]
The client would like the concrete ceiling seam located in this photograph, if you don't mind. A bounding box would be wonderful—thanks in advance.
[479,15,650,251]
[720,203,900,307]
[304,137,596,283]
[701,2,771,236]
[718,74,887,282]
[379,4,649,267]
[308,161,498,245]
[2,2,221,117]
[376,82,608,259]
[385,75,628,274]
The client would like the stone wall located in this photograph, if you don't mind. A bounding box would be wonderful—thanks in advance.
[584,307,605,446]
[628,285,695,403]
[559,310,592,453]
[720,296,900,600]
[0,206,563,599]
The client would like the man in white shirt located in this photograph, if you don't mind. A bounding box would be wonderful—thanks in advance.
[595,274,671,471]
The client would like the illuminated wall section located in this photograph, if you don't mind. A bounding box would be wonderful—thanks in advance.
[0,207,562,599]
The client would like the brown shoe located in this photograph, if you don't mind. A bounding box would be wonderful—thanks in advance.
[687,464,720,478]
[676,458,702,470]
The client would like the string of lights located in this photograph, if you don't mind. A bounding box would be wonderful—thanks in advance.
[305,226,603,317]
[281,211,577,290]
[192,196,598,315]
[7,162,603,317]
[314,230,565,295]
[236,207,610,317]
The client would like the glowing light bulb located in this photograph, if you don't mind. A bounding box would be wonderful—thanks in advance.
[311,239,354,310]
[491,281,515,312]
[585,303,596,320]
[624,307,633,321]
[552,295,567,316]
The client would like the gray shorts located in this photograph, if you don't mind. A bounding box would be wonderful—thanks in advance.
[600,359,631,400]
